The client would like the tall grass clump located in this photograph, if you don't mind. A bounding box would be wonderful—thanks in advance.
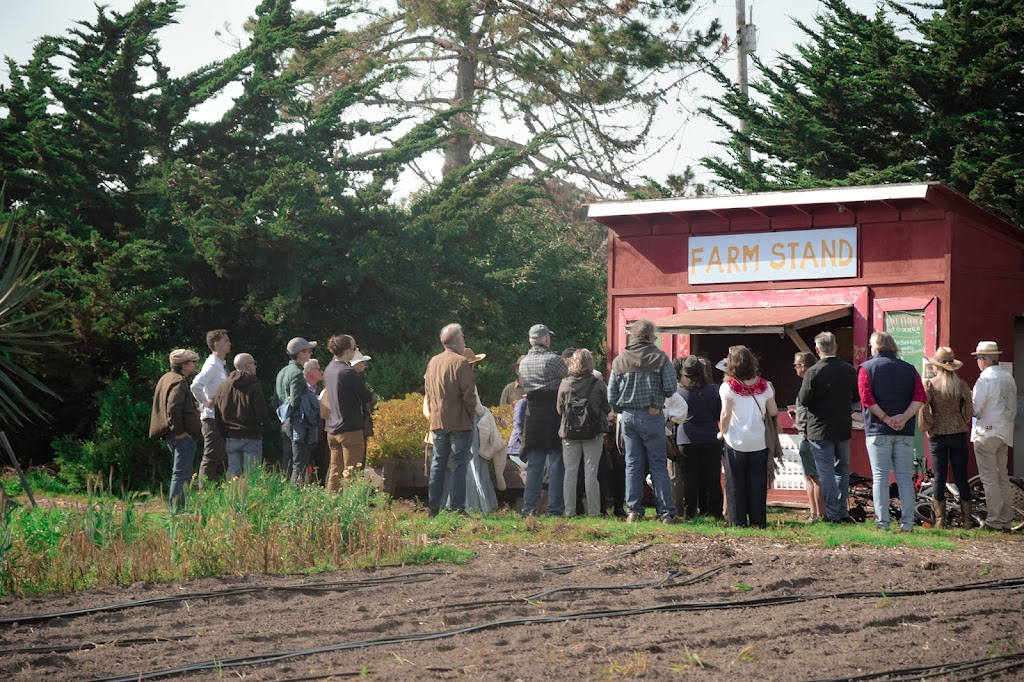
[0,467,402,595]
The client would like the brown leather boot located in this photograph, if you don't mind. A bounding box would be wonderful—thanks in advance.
[960,501,973,529]
[932,499,947,529]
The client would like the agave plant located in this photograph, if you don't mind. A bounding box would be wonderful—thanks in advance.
[0,206,62,426]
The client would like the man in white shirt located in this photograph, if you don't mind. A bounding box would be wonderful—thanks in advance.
[190,329,231,489]
[971,341,1018,531]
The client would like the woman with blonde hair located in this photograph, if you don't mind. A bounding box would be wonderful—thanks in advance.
[719,345,778,527]
[919,347,974,527]
[557,349,610,516]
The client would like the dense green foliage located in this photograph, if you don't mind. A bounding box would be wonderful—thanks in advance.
[702,0,1024,226]
[0,0,606,489]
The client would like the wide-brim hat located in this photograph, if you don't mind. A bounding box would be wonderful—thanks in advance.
[350,349,371,366]
[463,347,486,364]
[927,346,963,371]
[714,358,728,372]
[970,341,1002,356]
[680,355,704,377]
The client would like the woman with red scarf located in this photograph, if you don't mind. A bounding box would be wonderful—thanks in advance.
[719,345,778,527]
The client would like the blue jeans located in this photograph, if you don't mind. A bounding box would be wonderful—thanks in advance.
[808,439,850,521]
[866,434,916,530]
[226,438,263,480]
[523,448,564,516]
[621,409,677,519]
[165,435,196,511]
[429,429,473,513]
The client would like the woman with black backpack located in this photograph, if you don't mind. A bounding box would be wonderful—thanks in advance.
[557,349,611,517]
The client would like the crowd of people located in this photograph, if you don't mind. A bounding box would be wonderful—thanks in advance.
[149,323,1018,532]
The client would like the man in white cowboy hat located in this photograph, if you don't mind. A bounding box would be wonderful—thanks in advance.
[149,349,202,510]
[971,341,1018,531]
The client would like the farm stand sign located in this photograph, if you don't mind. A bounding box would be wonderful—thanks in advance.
[688,227,858,285]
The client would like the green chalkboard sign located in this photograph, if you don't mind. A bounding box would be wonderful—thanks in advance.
[884,310,926,471]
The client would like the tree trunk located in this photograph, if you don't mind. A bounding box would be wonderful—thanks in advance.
[441,50,478,176]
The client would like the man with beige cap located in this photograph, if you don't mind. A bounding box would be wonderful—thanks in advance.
[971,341,1018,531]
[149,349,202,510]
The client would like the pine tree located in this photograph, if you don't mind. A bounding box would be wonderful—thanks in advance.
[702,0,1024,225]
[318,0,722,194]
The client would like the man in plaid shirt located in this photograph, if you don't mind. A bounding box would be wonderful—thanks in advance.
[608,319,679,524]
[519,323,568,517]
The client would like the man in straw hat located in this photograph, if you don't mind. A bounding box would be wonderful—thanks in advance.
[424,323,478,515]
[971,341,1018,531]
[149,349,203,510]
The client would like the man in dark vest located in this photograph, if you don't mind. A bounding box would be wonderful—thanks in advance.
[798,331,859,523]
[857,331,926,531]
[518,323,568,517]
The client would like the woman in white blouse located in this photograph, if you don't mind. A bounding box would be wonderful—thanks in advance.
[719,345,778,528]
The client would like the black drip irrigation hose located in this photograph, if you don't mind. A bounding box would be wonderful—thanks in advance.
[0,571,446,627]
[0,635,193,656]
[84,576,1024,682]
[803,651,1024,682]
[380,559,753,620]
[524,559,753,600]
[2,559,754,658]
[542,543,651,574]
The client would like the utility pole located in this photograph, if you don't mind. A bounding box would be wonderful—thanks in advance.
[736,0,756,163]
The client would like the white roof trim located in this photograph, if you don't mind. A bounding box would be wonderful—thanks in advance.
[587,183,934,219]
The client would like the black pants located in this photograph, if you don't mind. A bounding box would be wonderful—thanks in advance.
[198,418,226,487]
[680,441,724,519]
[723,446,768,528]
[929,432,972,502]
[598,439,626,515]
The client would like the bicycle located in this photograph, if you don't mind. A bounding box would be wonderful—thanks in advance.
[913,473,981,529]
[847,473,904,524]
[966,475,1024,531]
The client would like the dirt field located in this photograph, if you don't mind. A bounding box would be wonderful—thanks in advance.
[3,535,1024,681]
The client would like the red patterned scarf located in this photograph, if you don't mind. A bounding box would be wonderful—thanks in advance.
[725,376,769,396]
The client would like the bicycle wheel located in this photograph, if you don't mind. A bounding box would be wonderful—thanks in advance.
[1011,479,1024,532]
[914,500,936,527]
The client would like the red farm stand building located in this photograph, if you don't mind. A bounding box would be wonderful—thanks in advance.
[588,183,1024,505]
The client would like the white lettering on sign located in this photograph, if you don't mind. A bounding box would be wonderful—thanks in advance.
[688,227,858,284]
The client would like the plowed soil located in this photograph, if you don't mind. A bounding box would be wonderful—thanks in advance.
[3,536,1024,681]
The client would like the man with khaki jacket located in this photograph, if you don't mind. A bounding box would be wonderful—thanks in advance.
[424,323,477,516]
[150,349,203,510]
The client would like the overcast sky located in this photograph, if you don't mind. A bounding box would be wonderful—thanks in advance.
[1,0,893,192]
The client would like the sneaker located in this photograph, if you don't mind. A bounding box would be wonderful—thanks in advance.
[625,512,643,523]
[659,515,679,525]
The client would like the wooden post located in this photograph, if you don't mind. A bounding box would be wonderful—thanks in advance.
[0,431,36,508]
